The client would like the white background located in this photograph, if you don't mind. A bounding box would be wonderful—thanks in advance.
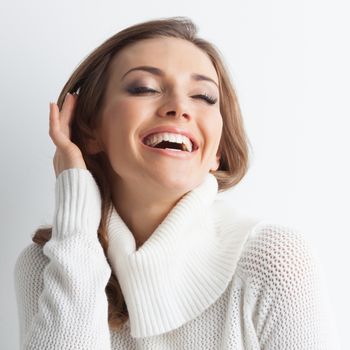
[1,0,349,348]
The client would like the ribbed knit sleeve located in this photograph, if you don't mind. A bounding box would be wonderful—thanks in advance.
[235,223,340,349]
[14,168,112,350]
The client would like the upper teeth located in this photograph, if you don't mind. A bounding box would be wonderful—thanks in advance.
[144,132,193,152]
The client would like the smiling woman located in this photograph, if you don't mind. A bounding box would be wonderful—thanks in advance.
[14,16,338,349]
[89,35,224,203]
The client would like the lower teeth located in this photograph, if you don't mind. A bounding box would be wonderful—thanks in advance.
[165,148,181,151]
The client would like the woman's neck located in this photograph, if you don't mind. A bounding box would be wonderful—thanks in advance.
[110,177,185,249]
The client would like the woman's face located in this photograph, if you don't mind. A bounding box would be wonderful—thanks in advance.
[96,37,223,193]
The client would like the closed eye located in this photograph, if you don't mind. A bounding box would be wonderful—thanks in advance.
[127,86,156,94]
[193,93,217,105]
[127,86,217,105]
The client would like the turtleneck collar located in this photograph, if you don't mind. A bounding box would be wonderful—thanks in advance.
[106,173,264,338]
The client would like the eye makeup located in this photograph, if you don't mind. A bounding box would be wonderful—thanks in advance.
[125,85,218,105]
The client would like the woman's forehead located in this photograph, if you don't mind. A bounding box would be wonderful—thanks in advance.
[109,37,218,83]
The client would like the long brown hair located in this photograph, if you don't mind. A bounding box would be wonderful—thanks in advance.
[33,16,252,331]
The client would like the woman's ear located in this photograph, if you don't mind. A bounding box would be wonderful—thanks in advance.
[86,131,104,155]
[210,153,221,172]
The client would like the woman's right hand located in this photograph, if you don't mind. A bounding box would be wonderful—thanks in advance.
[49,92,87,178]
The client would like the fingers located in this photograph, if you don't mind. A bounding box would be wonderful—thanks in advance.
[60,92,77,126]
[49,92,77,148]
[48,92,86,177]
[49,102,64,148]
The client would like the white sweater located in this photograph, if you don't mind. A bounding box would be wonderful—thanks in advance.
[14,168,339,349]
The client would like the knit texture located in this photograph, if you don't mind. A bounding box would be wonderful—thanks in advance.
[14,168,339,349]
[105,172,265,339]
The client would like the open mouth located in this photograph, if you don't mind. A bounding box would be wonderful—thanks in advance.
[141,139,199,158]
[148,140,190,152]
[142,135,199,153]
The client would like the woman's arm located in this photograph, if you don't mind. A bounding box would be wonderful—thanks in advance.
[14,168,112,350]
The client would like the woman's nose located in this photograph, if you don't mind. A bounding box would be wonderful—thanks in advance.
[163,109,190,119]
[157,94,191,120]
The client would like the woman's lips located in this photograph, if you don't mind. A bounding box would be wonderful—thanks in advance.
[140,126,199,151]
[140,140,198,159]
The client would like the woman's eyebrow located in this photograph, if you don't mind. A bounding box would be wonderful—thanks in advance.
[121,65,219,88]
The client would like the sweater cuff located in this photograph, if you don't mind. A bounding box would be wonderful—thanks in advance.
[53,168,102,239]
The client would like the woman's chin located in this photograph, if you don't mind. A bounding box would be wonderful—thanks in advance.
[149,172,203,193]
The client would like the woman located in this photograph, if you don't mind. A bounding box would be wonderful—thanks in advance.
[14,16,337,349]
